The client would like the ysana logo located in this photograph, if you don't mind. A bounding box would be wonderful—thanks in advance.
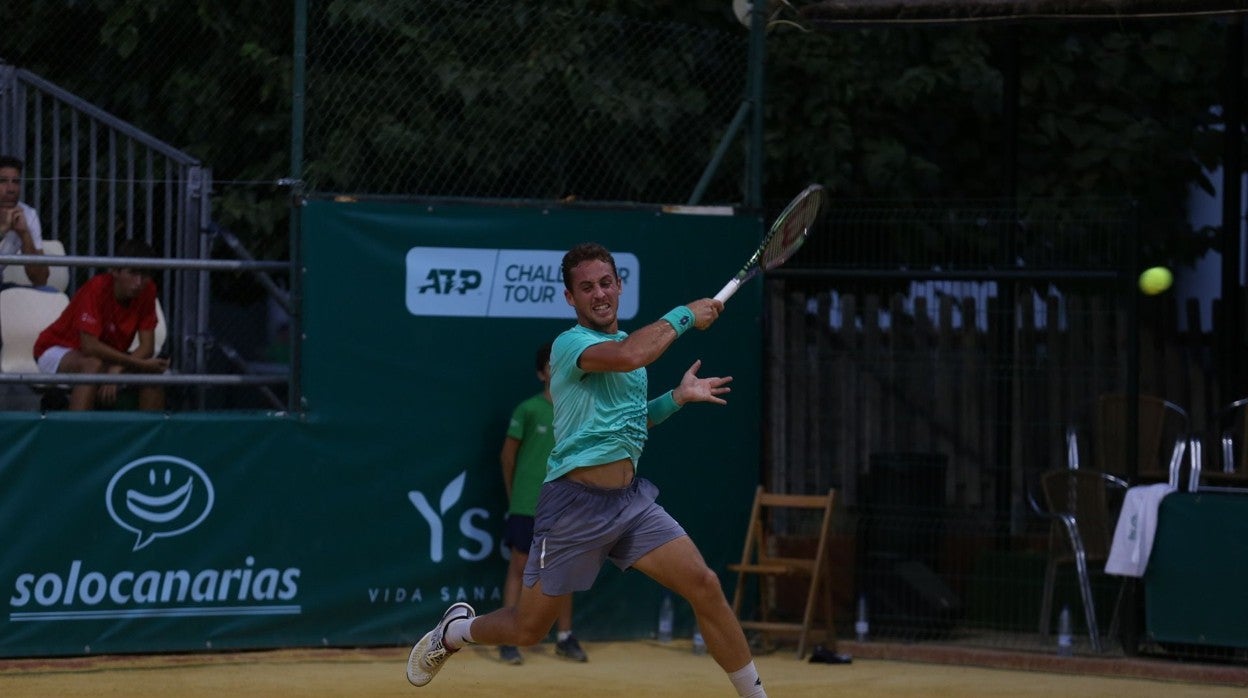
[106,455,215,551]
[408,472,493,563]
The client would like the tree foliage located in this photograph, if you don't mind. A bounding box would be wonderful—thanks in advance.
[766,19,1236,264]
[0,2,1242,267]
[0,0,292,258]
[301,0,745,203]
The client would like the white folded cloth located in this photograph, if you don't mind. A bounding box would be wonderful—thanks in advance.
[1105,483,1175,577]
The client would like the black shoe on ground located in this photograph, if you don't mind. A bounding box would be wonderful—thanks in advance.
[555,635,588,662]
[499,645,523,665]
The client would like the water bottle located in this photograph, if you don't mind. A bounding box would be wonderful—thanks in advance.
[854,594,869,642]
[1056,605,1073,657]
[657,592,674,643]
[692,623,707,655]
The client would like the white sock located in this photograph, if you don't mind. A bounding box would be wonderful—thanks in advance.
[728,661,766,698]
[557,630,572,642]
[443,617,474,650]
[728,664,763,694]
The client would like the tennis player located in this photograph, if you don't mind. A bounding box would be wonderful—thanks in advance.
[408,242,766,697]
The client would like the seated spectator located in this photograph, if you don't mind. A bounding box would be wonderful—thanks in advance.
[0,155,50,288]
[33,238,169,410]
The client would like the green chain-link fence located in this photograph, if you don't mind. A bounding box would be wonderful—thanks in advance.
[0,2,749,411]
[305,1,748,203]
[2,1,749,231]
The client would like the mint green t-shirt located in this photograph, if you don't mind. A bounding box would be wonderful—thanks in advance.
[546,324,649,482]
[505,392,554,516]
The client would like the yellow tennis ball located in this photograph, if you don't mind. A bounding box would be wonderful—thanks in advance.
[1138,266,1173,295]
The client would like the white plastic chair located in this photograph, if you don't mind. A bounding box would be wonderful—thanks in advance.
[1,239,71,292]
[0,286,70,374]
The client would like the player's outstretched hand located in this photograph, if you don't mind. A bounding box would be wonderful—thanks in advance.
[673,359,732,406]
[686,299,724,330]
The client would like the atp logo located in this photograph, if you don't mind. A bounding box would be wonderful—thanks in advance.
[407,472,493,563]
[419,268,482,295]
[405,246,639,319]
[106,455,215,551]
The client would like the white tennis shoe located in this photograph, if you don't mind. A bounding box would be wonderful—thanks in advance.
[406,602,476,687]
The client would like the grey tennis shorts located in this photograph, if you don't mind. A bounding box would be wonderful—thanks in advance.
[522,476,686,596]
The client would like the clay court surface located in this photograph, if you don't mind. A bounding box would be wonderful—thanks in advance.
[2,639,1246,697]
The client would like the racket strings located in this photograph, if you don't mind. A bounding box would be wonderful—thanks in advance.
[760,194,822,270]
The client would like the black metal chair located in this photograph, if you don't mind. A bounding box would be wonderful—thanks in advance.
[1203,397,1248,491]
[1065,393,1189,486]
[1030,468,1128,652]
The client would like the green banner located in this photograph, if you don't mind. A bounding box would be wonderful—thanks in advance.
[1145,493,1248,650]
[0,199,761,657]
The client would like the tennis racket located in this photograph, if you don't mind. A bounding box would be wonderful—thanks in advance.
[714,183,825,303]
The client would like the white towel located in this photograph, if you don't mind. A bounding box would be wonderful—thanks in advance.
[1105,483,1175,577]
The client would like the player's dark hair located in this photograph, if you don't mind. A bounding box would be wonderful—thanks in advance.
[0,155,24,173]
[116,237,158,259]
[561,242,618,291]
[111,238,159,277]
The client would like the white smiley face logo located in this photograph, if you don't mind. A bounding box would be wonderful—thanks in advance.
[106,455,214,551]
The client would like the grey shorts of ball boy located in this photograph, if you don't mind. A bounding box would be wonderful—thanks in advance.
[522,476,686,596]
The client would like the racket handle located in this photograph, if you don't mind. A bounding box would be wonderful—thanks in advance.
[714,279,741,304]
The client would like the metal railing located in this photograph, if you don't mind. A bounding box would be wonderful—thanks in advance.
[0,63,294,411]
[0,253,291,412]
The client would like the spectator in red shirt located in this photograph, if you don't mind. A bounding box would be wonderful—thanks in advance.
[34,238,170,410]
